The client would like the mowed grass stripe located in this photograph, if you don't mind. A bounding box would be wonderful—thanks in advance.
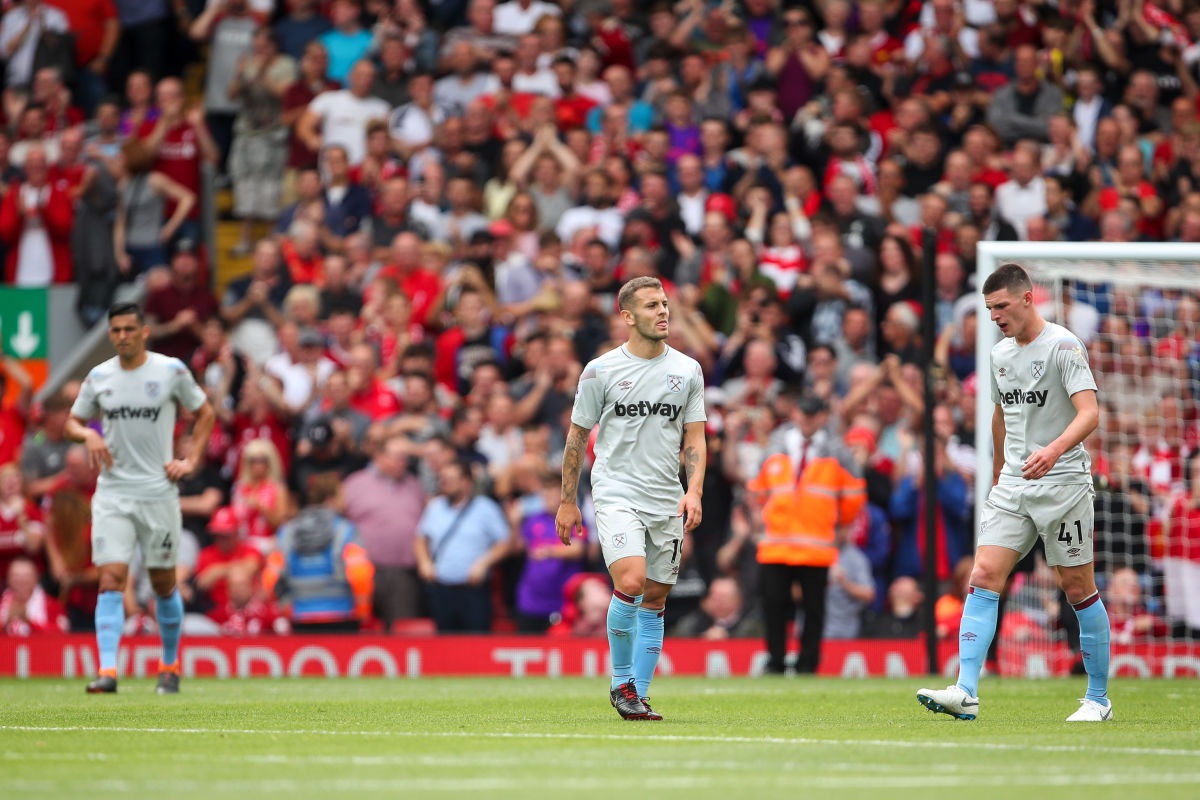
[4,723,1200,758]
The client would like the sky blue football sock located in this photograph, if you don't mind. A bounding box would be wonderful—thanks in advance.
[95,591,125,673]
[633,606,665,698]
[156,589,184,667]
[608,590,642,690]
[956,586,1000,698]
[1073,592,1111,706]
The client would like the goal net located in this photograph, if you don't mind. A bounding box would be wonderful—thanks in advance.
[973,242,1200,679]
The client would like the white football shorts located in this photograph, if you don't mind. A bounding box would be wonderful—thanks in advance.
[91,492,182,570]
[594,506,684,585]
[978,482,1095,568]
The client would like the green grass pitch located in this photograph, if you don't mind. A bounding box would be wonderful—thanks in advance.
[2,677,1199,799]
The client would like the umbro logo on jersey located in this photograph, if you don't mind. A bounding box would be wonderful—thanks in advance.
[618,380,634,391]
[999,389,1048,407]
[614,401,682,421]
[105,406,162,421]
[998,368,1007,377]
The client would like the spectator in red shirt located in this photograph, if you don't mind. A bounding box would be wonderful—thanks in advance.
[0,144,74,285]
[1093,145,1164,239]
[138,77,219,249]
[377,231,443,330]
[195,506,265,622]
[345,343,402,420]
[48,0,119,115]
[1,558,68,635]
[0,464,43,584]
[551,56,597,131]
[145,241,220,361]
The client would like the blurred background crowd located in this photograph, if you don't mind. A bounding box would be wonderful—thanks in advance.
[0,0,1198,667]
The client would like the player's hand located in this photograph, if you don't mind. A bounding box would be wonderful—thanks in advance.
[678,491,703,532]
[555,501,583,545]
[164,457,196,482]
[84,430,114,471]
[1022,444,1062,481]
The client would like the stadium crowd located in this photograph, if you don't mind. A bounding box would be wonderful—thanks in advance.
[1,0,1199,663]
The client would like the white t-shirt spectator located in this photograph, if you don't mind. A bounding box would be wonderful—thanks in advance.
[0,4,69,87]
[264,352,337,411]
[677,191,707,236]
[493,0,561,36]
[15,184,53,286]
[512,68,560,97]
[308,89,391,165]
[388,101,449,151]
[995,175,1047,240]
[555,205,624,249]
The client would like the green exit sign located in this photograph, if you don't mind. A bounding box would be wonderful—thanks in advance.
[0,287,48,360]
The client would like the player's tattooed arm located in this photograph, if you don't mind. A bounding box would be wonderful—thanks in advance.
[560,423,590,503]
[679,422,706,531]
[556,423,591,544]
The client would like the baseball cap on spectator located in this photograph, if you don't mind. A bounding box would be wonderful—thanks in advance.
[954,72,974,90]
[307,420,334,449]
[488,219,515,238]
[298,328,324,348]
[470,230,495,245]
[797,392,828,415]
[844,426,878,455]
[705,193,737,223]
[209,507,239,536]
[172,238,197,257]
[626,208,655,226]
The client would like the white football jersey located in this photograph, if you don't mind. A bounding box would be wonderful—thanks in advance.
[71,352,207,499]
[990,321,1097,485]
[571,344,706,516]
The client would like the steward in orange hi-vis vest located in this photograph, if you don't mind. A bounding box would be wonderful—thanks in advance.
[748,437,867,568]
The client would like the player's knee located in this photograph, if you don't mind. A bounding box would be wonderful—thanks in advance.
[614,574,646,598]
[149,573,177,597]
[1058,572,1095,605]
[968,562,1005,593]
[98,573,127,593]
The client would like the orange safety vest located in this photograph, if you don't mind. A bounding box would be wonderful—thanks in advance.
[748,444,867,567]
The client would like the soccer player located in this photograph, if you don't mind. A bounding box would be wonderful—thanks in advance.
[918,264,1111,722]
[66,302,215,695]
[556,276,706,721]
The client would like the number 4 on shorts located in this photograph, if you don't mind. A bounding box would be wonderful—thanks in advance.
[1057,520,1083,545]
[160,532,172,552]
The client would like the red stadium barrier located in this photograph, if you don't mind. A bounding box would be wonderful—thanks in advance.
[2,636,1198,678]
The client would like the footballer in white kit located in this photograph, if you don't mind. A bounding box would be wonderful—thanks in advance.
[918,264,1112,724]
[557,277,707,721]
[66,302,215,696]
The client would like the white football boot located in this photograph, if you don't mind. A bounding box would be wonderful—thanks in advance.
[1066,697,1114,722]
[916,685,980,720]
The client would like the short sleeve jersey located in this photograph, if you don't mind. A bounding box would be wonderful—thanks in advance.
[990,322,1097,485]
[71,353,208,499]
[571,344,706,516]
